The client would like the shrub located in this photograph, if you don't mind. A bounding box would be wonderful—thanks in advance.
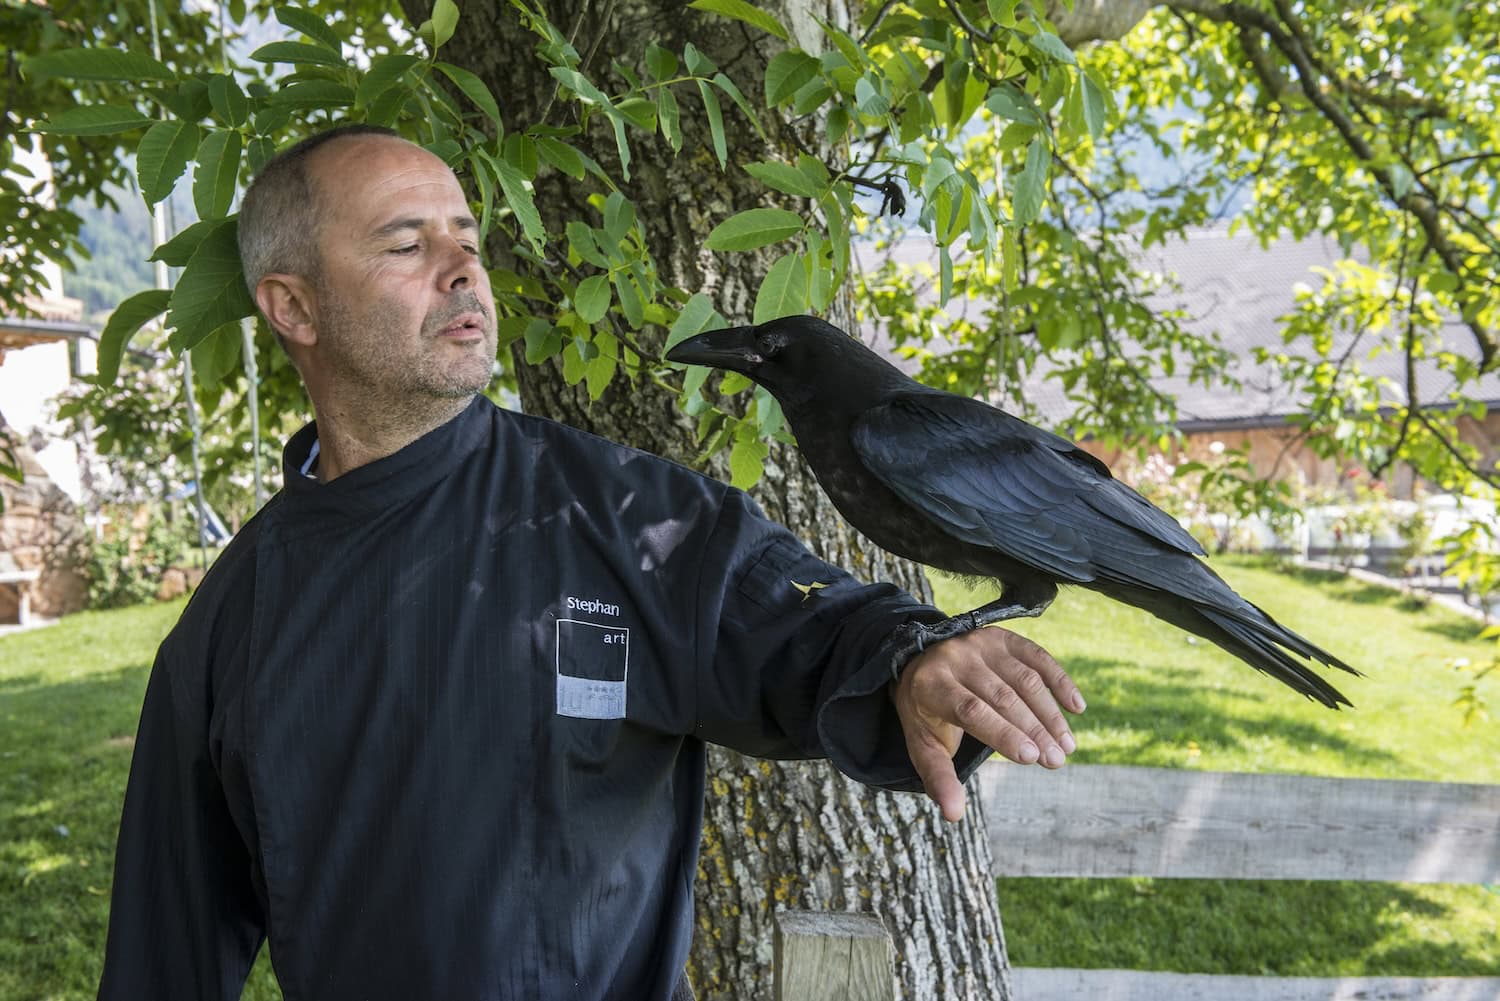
[86,505,197,609]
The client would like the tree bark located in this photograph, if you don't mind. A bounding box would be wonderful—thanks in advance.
[428,2,1011,996]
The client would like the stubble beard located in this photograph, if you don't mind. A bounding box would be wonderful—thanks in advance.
[314,279,497,420]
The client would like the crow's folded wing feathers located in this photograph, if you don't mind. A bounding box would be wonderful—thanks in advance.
[850,393,1207,587]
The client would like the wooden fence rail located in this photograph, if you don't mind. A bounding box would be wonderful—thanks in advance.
[774,763,1500,1000]
[976,762,1500,883]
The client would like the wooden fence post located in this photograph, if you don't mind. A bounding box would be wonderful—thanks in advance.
[773,910,896,1001]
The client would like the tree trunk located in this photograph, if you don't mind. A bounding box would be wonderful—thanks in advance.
[429,3,1011,996]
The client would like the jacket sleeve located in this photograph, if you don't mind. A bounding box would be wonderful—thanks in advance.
[690,487,992,792]
[97,643,264,1000]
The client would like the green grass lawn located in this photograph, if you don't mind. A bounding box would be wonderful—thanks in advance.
[930,555,1500,978]
[2,557,1497,997]
[0,600,280,1001]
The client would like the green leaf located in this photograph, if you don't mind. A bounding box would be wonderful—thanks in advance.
[23,47,175,83]
[166,219,257,353]
[683,43,717,77]
[609,113,632,180]
[249,41,347,67]
[616,96,657,130]
[729,431,770,489]
[938,243,953,304]
[753,252,809,323]
[646,43,678,82]
[574,274,612,324]
[523,319,561,363]
[549,66,611,107]
[435,61,502,127]
[207,74,250,127]
[806,230,832,310]
[987,0,1020,24]
[536,137,587,179]
[765,50,820,106]
[191,322,245,387]
[743,160,819,198]
[1389,162,1415,201]
[855,76,890,116]
[604,191,636,244]
[705,207,804,251]
[584,349,616,399]
[1081,72,1107,139]
[697,80,727,169]
[247,136,277,174]
[613,271,644,328]
[1013,137,1049,226]
[689,0,790,41]
[137,119,201,206]
[149,219,220,267]
[193,130,242,221]
[754,386,784,436]
[797,154,831,188]
[267,80,355,108]
[712,73,762,137]
[658,87,682,152]
[417,0,460,52]
[96,289,172,386]
[1028,31,1076,64]
[1002,225,1020,292]
[664,293,719,354]
[492,156,546,253]
[35,104,152,136]
[986,83,1041,125]
[357,53,422,107]
[567,222,608,267]
[274,5,344,52]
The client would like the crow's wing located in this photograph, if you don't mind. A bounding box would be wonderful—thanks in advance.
[850,392,1207,587]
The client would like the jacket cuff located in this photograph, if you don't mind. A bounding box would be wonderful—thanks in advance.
[815,612,993,793]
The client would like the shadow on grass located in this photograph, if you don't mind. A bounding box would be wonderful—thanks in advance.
[0,672,47,695]
[999,876,1500,976]
[1061,656,1402,772]
[1419,616,1489,644]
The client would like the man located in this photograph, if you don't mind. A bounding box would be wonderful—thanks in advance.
[98,125,1084,1000]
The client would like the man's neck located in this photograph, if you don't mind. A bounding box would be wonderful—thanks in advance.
[309,394,475,480]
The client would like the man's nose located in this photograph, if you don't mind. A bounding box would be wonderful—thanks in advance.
[440,240,480,290]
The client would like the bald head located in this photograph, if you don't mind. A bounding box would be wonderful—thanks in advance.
[237,124,404,296]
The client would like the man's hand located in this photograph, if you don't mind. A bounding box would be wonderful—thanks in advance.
[890,626,1084,823]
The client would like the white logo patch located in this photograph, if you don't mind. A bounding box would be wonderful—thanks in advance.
[555,618,629,719]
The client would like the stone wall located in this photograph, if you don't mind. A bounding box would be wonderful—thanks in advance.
[0,442,88,621]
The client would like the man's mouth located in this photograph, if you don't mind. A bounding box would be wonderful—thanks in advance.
[435,312,486,340]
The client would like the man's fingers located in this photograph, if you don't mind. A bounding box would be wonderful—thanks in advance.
[905,726,968,822]
[946,684,1054,767]
[996,628,1085,715]
[986,655,1075,761]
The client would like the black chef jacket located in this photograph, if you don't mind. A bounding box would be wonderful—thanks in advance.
[97,395,991,1000]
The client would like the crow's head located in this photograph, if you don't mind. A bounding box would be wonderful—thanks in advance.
[665,315,893,408]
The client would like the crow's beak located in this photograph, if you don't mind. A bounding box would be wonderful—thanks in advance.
[664,325,760,371]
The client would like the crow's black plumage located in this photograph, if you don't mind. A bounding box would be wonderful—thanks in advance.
[666,315,1358,708]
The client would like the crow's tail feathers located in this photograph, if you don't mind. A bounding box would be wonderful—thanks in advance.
[1196,606,1358,709]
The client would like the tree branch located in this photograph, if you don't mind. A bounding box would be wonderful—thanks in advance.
[1168,0,1497,370]
[943,0,994,43]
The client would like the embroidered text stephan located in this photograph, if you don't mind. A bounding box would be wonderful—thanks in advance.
[567,596,622,617]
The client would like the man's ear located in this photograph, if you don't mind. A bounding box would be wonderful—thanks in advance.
[255,274,318,348]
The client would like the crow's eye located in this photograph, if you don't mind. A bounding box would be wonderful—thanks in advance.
[757,332,786,356]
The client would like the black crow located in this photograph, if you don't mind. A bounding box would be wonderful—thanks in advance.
[666,315,1357,708]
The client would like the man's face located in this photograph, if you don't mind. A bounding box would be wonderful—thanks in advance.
[303,137,497,403]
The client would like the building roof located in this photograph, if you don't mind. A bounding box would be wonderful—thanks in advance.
[872,228,1498,430]
[0,316,95,354]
